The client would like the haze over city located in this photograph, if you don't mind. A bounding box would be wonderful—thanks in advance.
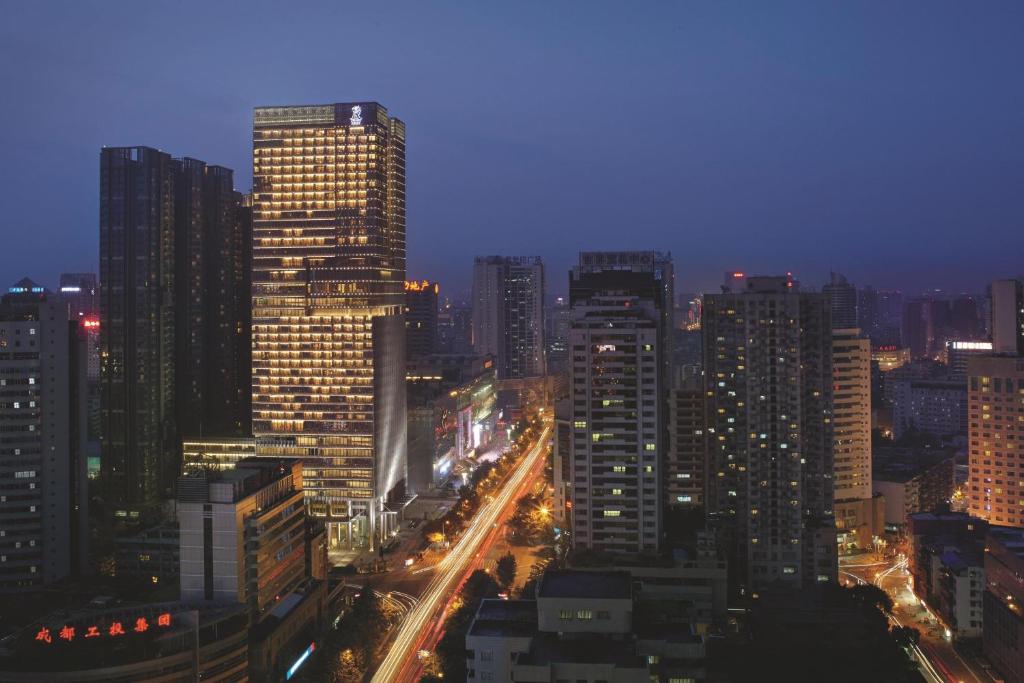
[3,1,1023,294]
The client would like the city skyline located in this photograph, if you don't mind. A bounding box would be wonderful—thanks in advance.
[4,2,1024,295]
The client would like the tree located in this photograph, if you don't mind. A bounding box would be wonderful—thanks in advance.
[850,583,894,613]
[346,585,385,659]
[891,626,921,649]
[495,552,518,591]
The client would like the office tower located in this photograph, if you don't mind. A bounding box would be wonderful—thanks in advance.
[58,273,98,320]
[990,279,1024,355]
[666,375,707,508]
[405,279,439,359]
[59,273,101,447]
[0,280,88,590]
[437,298,473,354]
[100,147,251,510]
[251,103,407,547]
[902,299,931,359]
[177,459,327,679]
[174,159,252,440]
[568,252,672,554]
[832,329,871,502]
[823,271,857,329]
[703,275,836,591]
[967,356,1024,526]
[545,296,571,374]
[472,256,546,379]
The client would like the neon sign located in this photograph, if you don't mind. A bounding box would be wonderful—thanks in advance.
[34,612,172,645]
[350,105,362,126]
[404,280,437,293]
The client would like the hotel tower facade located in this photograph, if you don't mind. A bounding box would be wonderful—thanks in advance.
[251,102,407,547]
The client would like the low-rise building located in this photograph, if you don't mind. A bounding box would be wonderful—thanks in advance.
[984,527,1024,683]
[177,458,327,682]
[114,523,180,586]
[873,447,956,535]
[0,601,249,682]
[466,568,718,683]
[907,512,988,642]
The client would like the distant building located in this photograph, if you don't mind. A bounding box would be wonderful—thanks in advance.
[568,252,672,554]
[990,279,1024,355]
[823,272,857,329]
[405,280,439,359]
[888,376,967,439]
[967,355,1024,526]
[59,273,101,454]
[872,447,956,534]
[984,527,1024,683]
[703,274,836,591]
[944,340,993,379]
[472,256,546,379]
[58,273,98,320]
[438,300,473,355]
[0,280,89,590]
[545,296,571,375]
[552,398,572,531]
[871,345,910,372]
[858,286,903,347]
[177,458,326,681]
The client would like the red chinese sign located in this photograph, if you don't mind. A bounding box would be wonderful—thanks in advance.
[34,612,173,645]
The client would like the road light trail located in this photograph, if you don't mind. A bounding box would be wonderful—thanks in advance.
[843,558,944,683]
[370,425,551,683]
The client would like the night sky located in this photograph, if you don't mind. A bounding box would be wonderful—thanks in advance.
[2,1,1022,298]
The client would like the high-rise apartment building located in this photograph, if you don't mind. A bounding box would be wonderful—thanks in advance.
[100,147,251,509]
[832,329,871,502]
[251,102,407,547]
[0,280,89,590]
[666,375,707,508]
[990,279,1024,355]
[405,279,439,359]
[966,355,1024,526]
[823,272,857,329]
[703,275,836,591]
[471,256,545,379]
[567,252,672,554]
[174,160,253,440]
[545,296,571,375]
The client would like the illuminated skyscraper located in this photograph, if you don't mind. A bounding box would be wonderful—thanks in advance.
[251,103,407,547]
[990,279,1024,355]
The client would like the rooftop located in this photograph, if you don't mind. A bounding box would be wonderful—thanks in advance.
[537,570,632,600]
[468,599,538,638]
[514,632,646,669]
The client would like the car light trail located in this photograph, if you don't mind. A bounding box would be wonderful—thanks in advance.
[371,426,551,683]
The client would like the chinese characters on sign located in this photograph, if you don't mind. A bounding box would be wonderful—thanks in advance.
[35,613,173,644]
